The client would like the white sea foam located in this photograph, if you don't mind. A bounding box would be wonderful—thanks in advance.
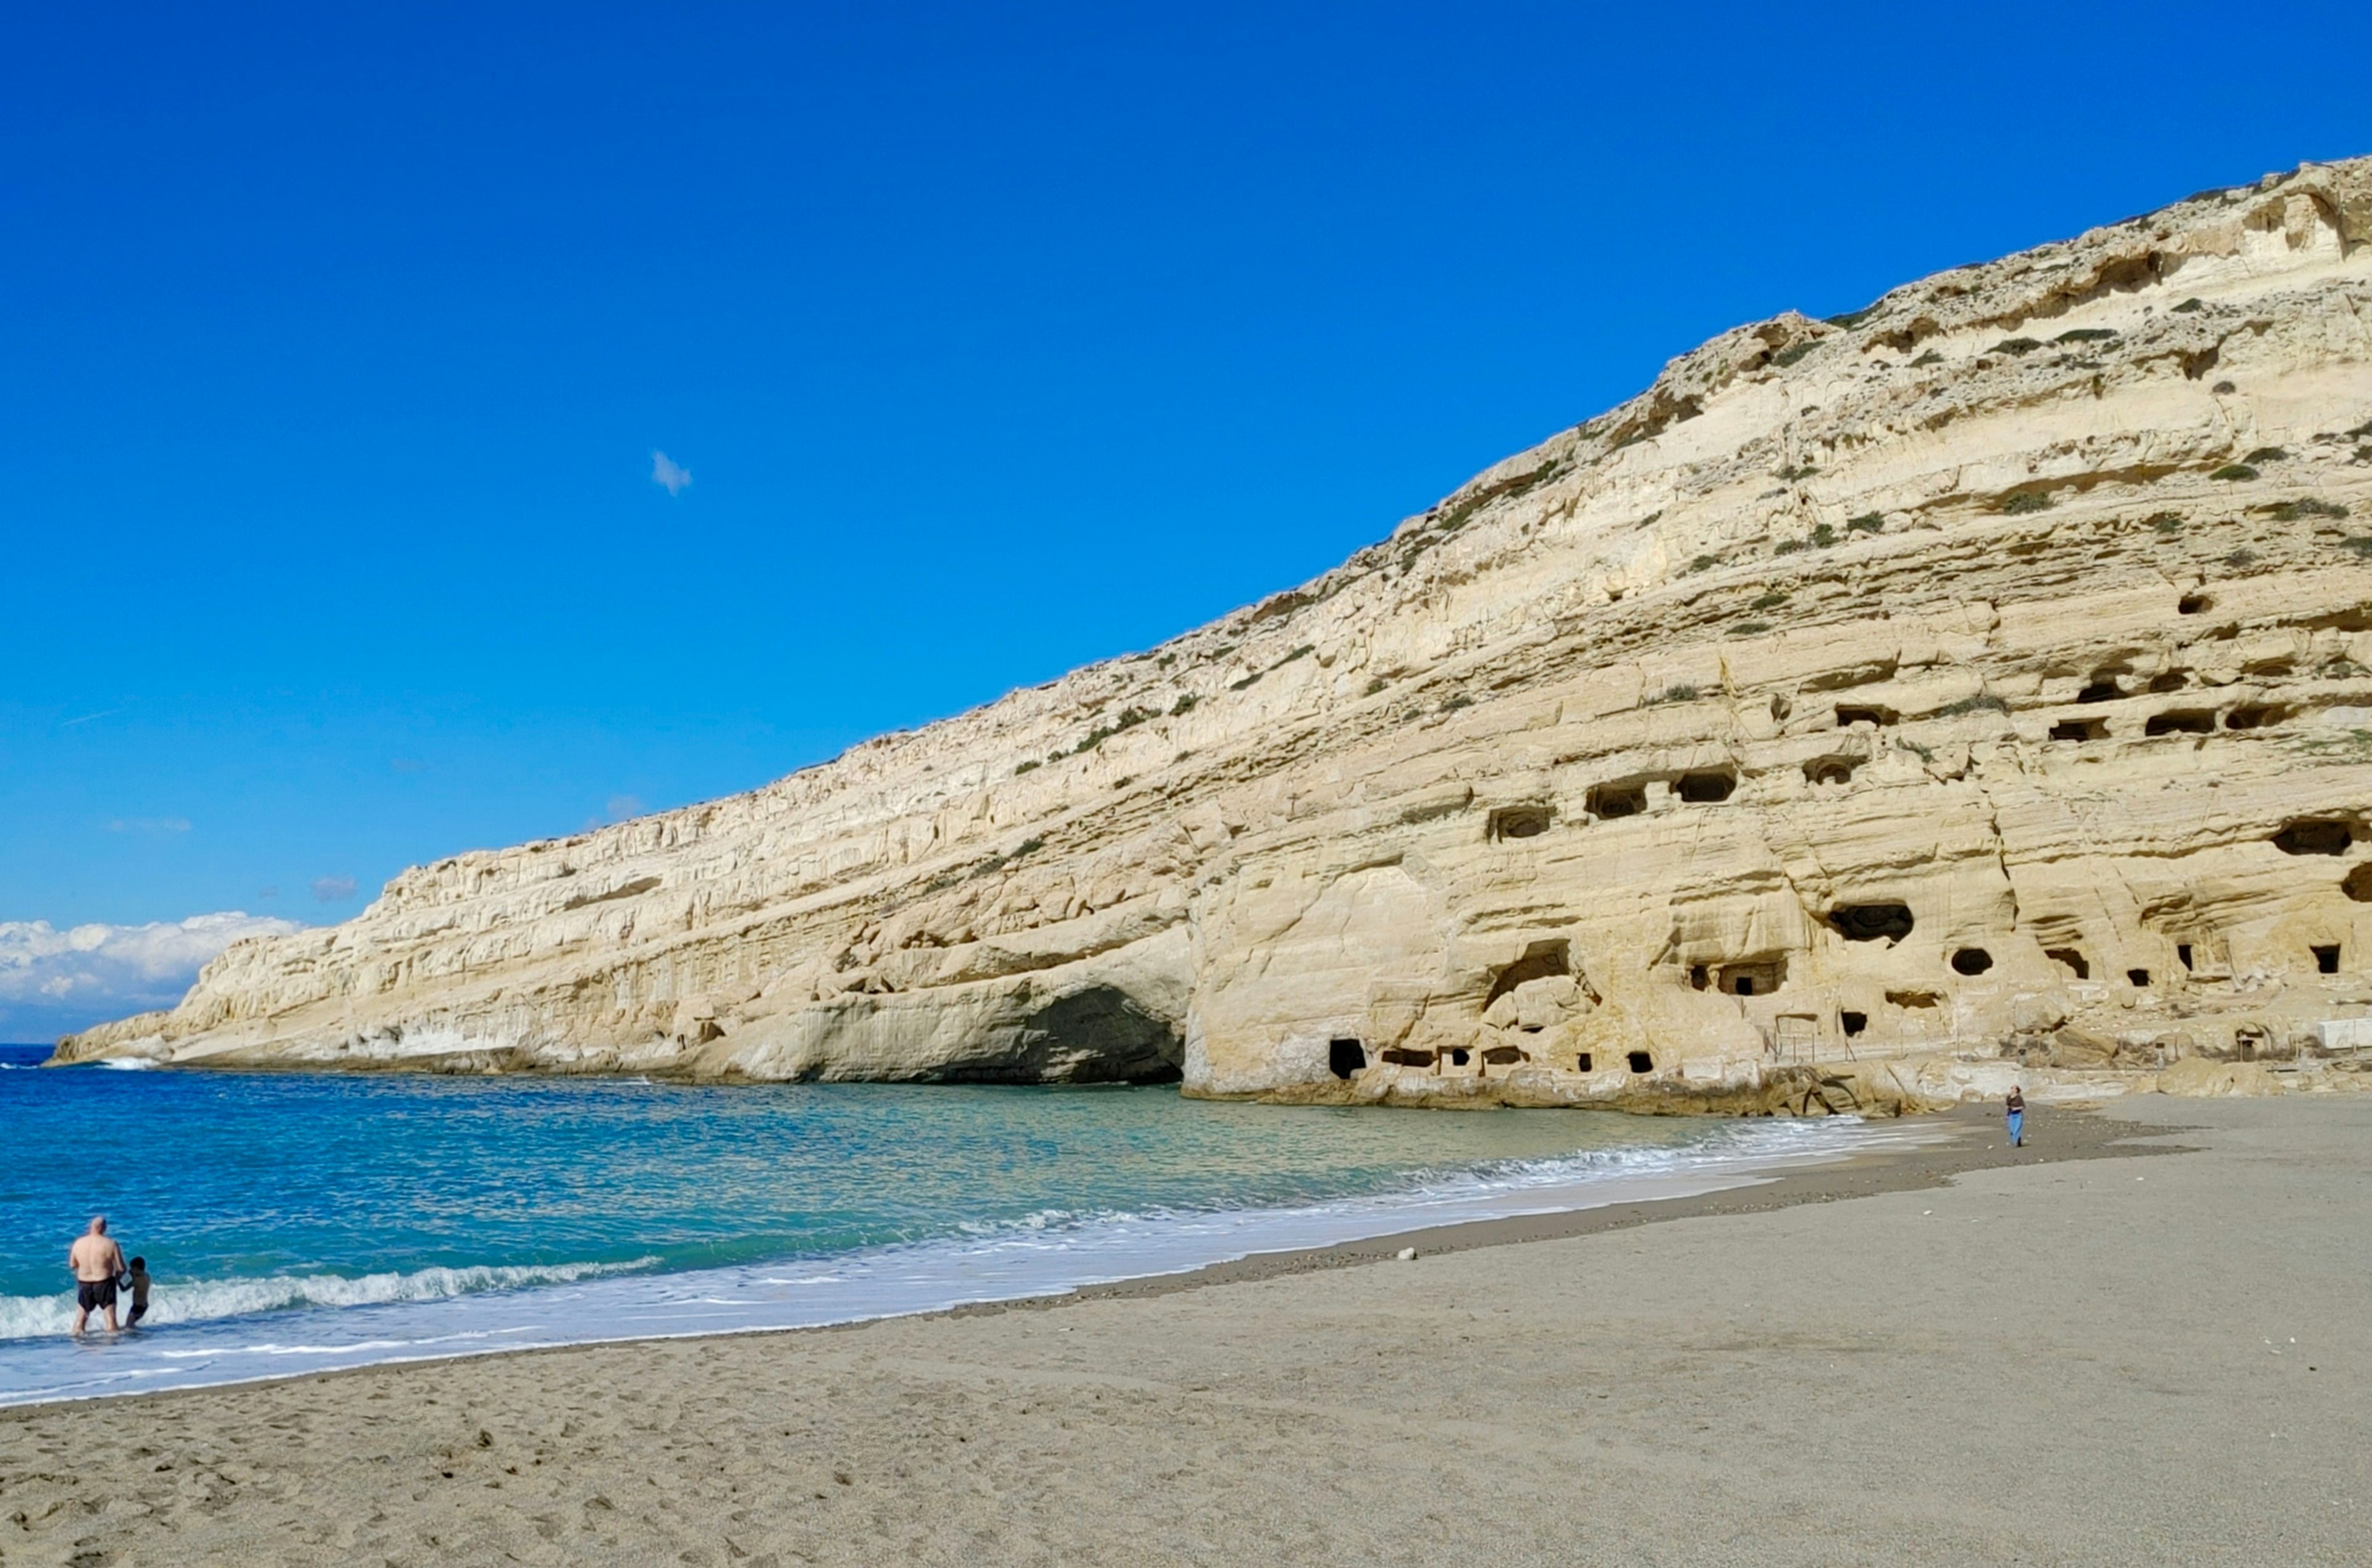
[0,1115,1933,1407]
[0,1257,658,1341]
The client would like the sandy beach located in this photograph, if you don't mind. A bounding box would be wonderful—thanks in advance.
[3,1096,2366,1566]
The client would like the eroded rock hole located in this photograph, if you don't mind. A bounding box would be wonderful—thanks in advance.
[967,985,1184,1084]
[2177,593,2211,615]
[1448,1048,1471,1067]
[1489,805,1554,842]
[1676,769,1737,803]
[2076,679,2124,704]
[2225,705,2282,730]
[2148,673,2189,693]
[2274,820,2353,855]
[2050,719,2106,742]
[2127,968,2151,987]
[2314,943,2342,975]
[1835,705,1895,728]
[1626,1050,1654,1073]
[1588,783,1646,820]
[2046,947,2090,979]
[1951,947,1994,976]
[1575,1051,1594,1071]
[1840,1010,1868,1037]
[1830,902,1914,942]
[2145,711,2215,736]
[1381,1047,1434,1068]
[2177,942,2195,971]
[1327,1038,1367,1079]
[2342,864,2372,902]
[1481,1046,1527,1067]
[1485,939,1572,1009]
[1806,758,1857,786]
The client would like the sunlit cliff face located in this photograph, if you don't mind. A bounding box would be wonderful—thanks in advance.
[61,159,2372,1112]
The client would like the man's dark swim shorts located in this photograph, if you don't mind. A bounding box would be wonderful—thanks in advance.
[77,1278,117,1311]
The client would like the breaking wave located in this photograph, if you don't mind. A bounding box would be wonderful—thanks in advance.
[0,1257,657,1341]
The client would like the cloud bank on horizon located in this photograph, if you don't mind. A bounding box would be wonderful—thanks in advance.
[0,913,302,1042]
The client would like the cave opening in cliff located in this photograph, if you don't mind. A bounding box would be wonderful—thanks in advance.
[2344,865,2372,902]
[1677,769,1737,803]
[2177,942,2195,971]
[2046,947,2090,979]
[1481,1045,1526,1067]
[1489,805,1554,842]
[1381,1047,1434,1068]
[1447,1047,1471,1067]
[1626,1050,1653,1073]
[1575,1051,1594,1071]
[2314,944,2342,975]
[2274,820,2354,855]
[1806,758,1857,786]
[1830,902,1914,942]
[1835,705,1895,728]
[2178,593,2212,615]
[1951,947,1993,976]
[1840,1010,1868,1037]
[2145,711,2215,736]
[1718,958,1785,996]
[2148,673,2189,693]
[1588,782,1646,820]
[2225,705,2282,729]
[1689,964,1709,990]
[2076,677,2124,703]
[963,986,1185,1085]
[1486,939,1573,1009]
[2050,719,2106,742]
[1327,1038,1367,1079]
[2127,968,2151,987]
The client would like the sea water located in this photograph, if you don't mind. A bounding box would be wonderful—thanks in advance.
[0,1042,1889,1405]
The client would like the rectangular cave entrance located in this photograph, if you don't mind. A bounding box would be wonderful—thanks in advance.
[1588,782,1647,820]
[2314,943,2342,975]
[1328,1038,1367,1079]
[1676,769,1737,803]
[1718,958,1786,996]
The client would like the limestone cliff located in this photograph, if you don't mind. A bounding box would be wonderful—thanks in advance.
[59,157,2372,1109]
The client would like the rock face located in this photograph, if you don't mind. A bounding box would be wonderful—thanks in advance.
[59,158,2372,1109]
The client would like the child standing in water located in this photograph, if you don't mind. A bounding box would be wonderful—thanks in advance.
[2005,1086,2026,1147]
[124,1257,152,1327]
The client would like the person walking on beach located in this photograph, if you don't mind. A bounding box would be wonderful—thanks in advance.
[2005,1086,2027,1148]
[124,1256,153,1328]
[68,1216,126,1335]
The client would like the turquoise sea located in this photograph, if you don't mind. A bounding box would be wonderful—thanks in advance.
[0,1042,1880,1405]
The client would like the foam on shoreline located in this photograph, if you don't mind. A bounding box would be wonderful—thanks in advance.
[0,1115,1912,1407]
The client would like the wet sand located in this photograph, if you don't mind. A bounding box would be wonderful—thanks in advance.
[3,1096,2366,1566]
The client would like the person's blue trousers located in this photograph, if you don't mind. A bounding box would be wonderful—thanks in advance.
[2006,1109,2024,1145]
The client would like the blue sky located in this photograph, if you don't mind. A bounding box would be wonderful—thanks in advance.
[4,2,2367,1034]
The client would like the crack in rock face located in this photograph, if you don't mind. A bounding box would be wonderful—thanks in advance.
[57,156,2372,1111]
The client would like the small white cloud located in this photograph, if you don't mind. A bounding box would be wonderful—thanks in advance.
[0,912,303,1038]
[650,450,692,497]
[607,794,645,821]
[312,876,358,903]
[104,817,191,834]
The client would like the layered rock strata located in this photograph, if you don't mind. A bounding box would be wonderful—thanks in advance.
[61,157,2372,1110]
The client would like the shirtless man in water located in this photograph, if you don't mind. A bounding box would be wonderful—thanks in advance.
[68,1216,125,1335]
